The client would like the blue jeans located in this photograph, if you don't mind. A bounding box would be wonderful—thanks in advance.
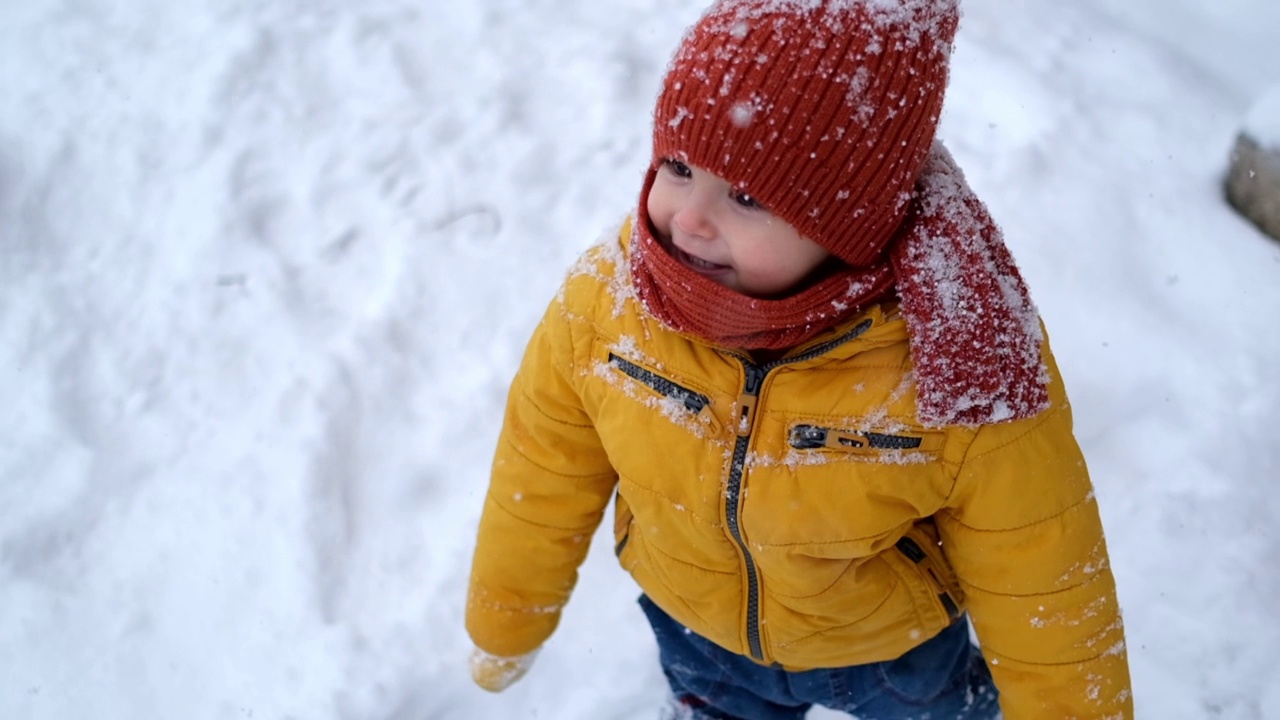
[640,596,1000,720]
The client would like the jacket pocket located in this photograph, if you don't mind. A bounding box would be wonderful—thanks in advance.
[606,353,722,434]
[893,522,964,622]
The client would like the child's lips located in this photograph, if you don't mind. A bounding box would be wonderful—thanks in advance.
[672,245,731,276]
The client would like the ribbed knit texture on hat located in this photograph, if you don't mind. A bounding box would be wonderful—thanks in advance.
[652,0,959,267]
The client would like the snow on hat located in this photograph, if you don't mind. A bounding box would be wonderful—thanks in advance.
[650,0,960,267]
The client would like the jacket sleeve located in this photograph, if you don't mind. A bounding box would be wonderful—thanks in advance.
[465,292,617,658]
[936,349,1133,719]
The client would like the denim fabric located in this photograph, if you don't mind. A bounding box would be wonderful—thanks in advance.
[640,596,1000,720]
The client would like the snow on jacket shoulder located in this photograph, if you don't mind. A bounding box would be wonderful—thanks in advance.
[466,219,1133,719]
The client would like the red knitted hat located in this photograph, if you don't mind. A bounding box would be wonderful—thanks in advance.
[650,0,959,267]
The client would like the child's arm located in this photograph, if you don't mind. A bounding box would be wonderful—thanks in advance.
[936,347,1133,719]
[465,293,617,676]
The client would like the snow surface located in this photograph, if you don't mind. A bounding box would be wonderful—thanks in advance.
[1244,86,1280,150]
[2,1,1279,719]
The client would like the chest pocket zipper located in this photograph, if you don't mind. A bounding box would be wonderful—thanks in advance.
[607,354,721,433]
[789,424,934,453]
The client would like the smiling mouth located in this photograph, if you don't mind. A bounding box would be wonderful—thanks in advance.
[671,245,731,274]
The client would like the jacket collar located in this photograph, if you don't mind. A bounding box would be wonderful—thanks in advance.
[756,302,909,367]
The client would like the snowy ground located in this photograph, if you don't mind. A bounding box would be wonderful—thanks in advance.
[2,1,1279,718]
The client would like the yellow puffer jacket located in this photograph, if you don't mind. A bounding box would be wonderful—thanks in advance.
[467,221,1133,719]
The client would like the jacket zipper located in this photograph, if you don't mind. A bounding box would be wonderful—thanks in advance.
[722,319,875,662]
[607,355,720,434]
[725,362,767,660]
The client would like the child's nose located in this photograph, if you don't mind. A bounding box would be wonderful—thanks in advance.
[672,196,715,239]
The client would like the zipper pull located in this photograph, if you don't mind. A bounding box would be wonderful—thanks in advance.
[735,364,767,437]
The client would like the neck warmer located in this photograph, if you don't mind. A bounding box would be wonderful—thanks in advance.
[631,144,1050,427]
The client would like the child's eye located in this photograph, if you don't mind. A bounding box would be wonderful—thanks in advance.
[662,159,693,178]
[731,189,762,209]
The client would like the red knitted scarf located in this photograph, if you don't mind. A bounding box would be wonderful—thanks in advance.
[631,145,1050,427]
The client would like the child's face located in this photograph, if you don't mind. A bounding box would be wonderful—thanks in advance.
[647,160,830,297]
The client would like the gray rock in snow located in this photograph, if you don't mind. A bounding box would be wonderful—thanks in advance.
[1225,132,1280,243]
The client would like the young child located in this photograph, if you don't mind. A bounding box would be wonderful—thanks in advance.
[466,1,1133,718]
